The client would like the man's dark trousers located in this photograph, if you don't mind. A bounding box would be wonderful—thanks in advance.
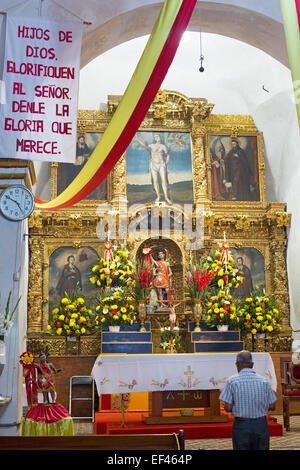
[232,416,270,450]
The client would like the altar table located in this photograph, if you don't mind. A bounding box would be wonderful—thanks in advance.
[91,352,277,396]
[91,353,276,423]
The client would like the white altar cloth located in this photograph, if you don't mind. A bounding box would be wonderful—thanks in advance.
[91,353,277,396]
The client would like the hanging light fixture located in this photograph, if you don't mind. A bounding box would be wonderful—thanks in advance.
[199,25,204,72]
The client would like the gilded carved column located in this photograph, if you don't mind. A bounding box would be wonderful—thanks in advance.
[111,153,127,203]
[27,238,44,333]
[269,238,290,330]
[190,126,208,203]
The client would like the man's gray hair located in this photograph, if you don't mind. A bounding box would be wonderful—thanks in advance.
[236,350,253,364]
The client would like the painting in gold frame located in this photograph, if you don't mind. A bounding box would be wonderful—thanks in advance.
[230,247,265,298]
[208,134,261,203]
[48,245,99,320]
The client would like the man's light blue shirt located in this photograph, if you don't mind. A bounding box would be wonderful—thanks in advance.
[219,368,276,418]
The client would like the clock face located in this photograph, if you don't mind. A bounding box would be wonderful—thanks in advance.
[0,185,35,221]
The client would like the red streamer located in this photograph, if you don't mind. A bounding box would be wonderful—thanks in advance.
[295,0,300,30]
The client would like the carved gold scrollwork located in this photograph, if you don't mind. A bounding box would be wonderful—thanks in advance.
[235,215,251,231]
[276,212,291,228]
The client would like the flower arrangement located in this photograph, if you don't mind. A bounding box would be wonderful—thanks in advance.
[205,290,238,328]
[89,248,135,289]
[46,291,96,337]
[202,249,244,292]
[132,262,155,300]
[0,291,21,342]
[238,294,282,335]
[185,263,214,299]
[95,288,137,327]
[160,326,182,352]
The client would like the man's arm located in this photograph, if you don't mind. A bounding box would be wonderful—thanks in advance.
[268,402,276,411]
[223,402,233,413]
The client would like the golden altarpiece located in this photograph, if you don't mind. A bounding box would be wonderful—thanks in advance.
[26,90,292,355]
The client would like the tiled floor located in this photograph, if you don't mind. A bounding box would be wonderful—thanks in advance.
[74,415,300,450]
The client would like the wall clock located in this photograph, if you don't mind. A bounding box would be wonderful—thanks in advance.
[0,185,35,221]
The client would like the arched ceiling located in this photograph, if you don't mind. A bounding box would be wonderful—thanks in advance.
[80,2,288,68]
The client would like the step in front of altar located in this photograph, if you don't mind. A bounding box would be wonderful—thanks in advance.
[187,322,244,353]
[101,321,153,354]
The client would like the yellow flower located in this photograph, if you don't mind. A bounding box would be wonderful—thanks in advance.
[214,308,220,314]
[56,328,62,335]
[111,305,118,310]
[77,298,85,304]
[61,298,70,305]
[264,297,269,302]
[96,306,100,311]
[251,328,257,335]
[266,314,272,320]
[92,265,98,272]
[267,325,273,332]
[113,315,119,320]
[122,314,127,321]
[218,279,224,287]
[121,307,127,313]
[90,277,96,284]
[218,269,224,276]
[59,315,65,321]
[220,313,224,318]
[71,313,78,318]
[101,318,106,323]
[257,315,264,321]
[79,316,86,323]
[81,328,86,334]
[207,315,211,321]
[47,324,51,330]
[246,298,253,302]
[207,302,212,307]
[69,319,76,327]
[52,308,59,314]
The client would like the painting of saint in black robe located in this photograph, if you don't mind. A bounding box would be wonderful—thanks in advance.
[210,136,260,202]
[56,254,82,297]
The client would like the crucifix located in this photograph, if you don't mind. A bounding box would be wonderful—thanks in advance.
[157,295,185,353]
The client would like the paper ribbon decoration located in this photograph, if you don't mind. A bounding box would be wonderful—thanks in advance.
[280,0,300,126]
[104,241,114,263]
[35,0,197,210]
[221,241,230,268]
[19,352,37,408]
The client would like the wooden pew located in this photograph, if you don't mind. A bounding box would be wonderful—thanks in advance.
[0,429,185,450]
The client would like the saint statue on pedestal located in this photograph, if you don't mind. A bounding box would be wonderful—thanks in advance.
[151,249,173,306]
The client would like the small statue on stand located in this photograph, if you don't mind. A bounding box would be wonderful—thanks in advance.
[20,350,73,436]
[34,352,62,405]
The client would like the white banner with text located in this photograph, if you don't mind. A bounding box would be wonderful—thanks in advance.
[0,14,82,163]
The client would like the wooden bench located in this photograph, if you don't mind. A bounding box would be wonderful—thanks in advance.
[0,430,185,450]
